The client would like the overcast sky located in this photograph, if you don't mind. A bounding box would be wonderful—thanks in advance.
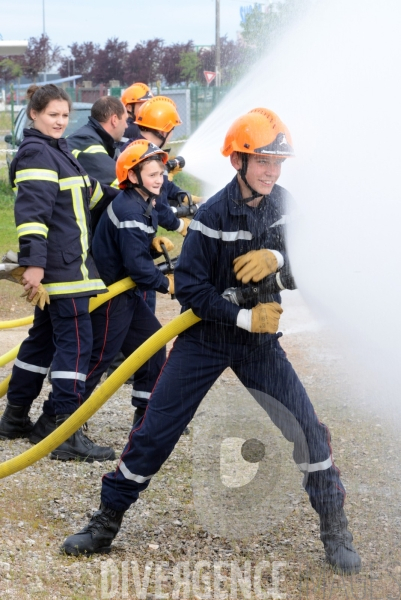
[0,0,250,52]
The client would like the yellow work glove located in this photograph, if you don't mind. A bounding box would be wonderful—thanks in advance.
[167,166,182,181]
[20,284,50,310]
[0,263,25,283]
[151,236,175,253]
[182,194,203,205]
[233,249,278,284]
[251,302,283,334]
[178,218,191,237]
[166,273,175,295]
[11,266,50,310]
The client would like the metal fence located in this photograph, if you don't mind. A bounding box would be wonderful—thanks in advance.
[190,86,231,131]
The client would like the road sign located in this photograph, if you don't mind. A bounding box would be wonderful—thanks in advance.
[203,71,216,85]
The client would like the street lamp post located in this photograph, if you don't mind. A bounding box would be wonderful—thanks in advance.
[215,0,221,87]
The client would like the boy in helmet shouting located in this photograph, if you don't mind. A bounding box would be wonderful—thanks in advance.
[61,109,361,575]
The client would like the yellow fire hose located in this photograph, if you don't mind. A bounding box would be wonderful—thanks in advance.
[0,309,200,479]
[0,374,11,398]
[0,277,136,371]
[0,316,33,329]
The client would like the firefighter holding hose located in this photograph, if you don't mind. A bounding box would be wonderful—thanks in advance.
[62,108,361,575]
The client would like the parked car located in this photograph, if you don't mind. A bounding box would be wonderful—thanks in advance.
[4,102,93,173]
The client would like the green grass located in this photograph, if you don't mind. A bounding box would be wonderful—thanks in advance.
[0,166,17,256]
[0,111,11,131]
[173,170,203,197]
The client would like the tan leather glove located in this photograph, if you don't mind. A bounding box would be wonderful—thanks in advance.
[182,194,203,205]
[233,249,278,284]
[20,284,50,310]
[167,165,183,181]
[251,302,283,334]
[0,264,24,283]
[166,273,175,295]
[151,236,175,253]
[178,218,191,237]
[11,266,50,310]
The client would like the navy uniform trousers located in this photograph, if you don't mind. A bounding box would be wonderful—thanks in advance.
[84,290,166,409]
[8,297,92,415]
[101,328,346,516]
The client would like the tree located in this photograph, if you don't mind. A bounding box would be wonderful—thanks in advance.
[0,58,23,84]
[179,50,201,86]
[240,0,312,56]
[199,36,245,85]
[22,34,62,81]
[59,42,99,80]
[91,38,129,85]
[159,42,194,86]
[124,39,165,86]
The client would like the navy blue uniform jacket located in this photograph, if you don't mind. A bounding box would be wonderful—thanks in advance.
[11,128,118,299]
[175,176,293,343]
[92,187,170,293]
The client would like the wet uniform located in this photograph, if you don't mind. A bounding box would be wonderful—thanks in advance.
[100,176,346,518]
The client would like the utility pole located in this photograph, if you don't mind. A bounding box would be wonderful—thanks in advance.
[43,0,47,82]
[215,0,221,86]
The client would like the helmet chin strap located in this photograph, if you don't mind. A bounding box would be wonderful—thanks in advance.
[238,153,264,204]
[154,127,174,149]
[133,168,157,213]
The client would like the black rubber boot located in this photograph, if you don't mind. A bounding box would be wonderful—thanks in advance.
[0,403,34,440]
[50,414,116,462]
[29,413,56,444]
[61,503,125,556]
[320,508,362,574]
[132,406,146,426]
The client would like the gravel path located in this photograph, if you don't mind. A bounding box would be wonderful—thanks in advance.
[0,291,400,599]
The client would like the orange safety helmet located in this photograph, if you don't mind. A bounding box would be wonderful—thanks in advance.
[121,82,153,107]
[221,108,294,158]
[116,139,168,189]
[135,96,182,133]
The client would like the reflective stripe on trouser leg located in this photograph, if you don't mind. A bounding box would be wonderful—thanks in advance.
[234,337,346,516]
[45,297,92,415]
[101,333,227,512]
[8,305,54,407]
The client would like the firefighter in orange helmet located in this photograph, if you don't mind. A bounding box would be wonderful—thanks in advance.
[63,109,361,577]
[121,82,153,138]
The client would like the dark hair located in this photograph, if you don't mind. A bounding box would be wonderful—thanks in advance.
[136,155,164,173]
[26,84,72,120]
[91,96,125,123]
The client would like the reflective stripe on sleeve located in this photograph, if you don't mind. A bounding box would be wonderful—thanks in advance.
[189,219,253,241]
[16,222,49,238]
[15,169,59,185]
[131,390,151,399]
[14,358,49,375]
[83,145,108,155]
[119,460,154,483]
[297,456,333,473]
[111,178,120,189]
[51,371,86,382]
[89,181,104,210]
[107,203,155,233]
